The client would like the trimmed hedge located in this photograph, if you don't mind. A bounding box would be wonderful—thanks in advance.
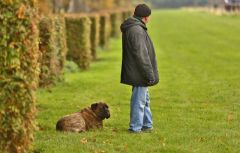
[38,16,56,87]
[122,9,133,21]
[38,15,67,87]
[65,14,92,69]
[99,12,111,48]
[0,1,39,153]
[53,15,68,78]
[110,10,122,38]
[89,13,100,60]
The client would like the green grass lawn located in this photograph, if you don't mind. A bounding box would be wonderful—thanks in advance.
[34,10,240,153]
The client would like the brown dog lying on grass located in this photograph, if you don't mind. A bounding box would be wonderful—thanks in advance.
[56,102,110,132]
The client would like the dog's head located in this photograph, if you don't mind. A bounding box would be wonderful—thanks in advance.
[91,102,110,120]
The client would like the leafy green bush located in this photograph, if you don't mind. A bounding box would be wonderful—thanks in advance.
[121,9,133,22]
[64,60,79,73]
[38,15,67,87]
[38,16,57,87]
[53,15,68,79]
[99,12,111,49]
[65,14,92,69]
[89,13,100,60]
[110,10,122,38]
[0,1,39,152]
[126,9,133,18]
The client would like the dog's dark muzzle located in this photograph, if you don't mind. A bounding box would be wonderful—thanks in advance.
[106,111,110,119]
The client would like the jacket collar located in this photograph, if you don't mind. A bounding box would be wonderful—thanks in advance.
[133,16,147,31]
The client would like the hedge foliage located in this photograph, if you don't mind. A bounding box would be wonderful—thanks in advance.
[38,15,67,87]
[122,9,133,21]
[110,10,122,38]
[38,16,56,87]
[89,13,100,60]
[99,12,111,48]
[0,6,133,152]
[53,15,68,78]
[65,14,92,69]
[0,1,39,153]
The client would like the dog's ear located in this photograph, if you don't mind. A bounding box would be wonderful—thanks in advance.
[91,103,98,110]
[104,104,109,109]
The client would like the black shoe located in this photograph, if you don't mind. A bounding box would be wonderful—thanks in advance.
[128,129,142,134]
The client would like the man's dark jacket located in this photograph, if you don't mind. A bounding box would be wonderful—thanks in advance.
[120,17,159,87]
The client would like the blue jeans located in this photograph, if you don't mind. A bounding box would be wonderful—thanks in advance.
[129,86,153,132]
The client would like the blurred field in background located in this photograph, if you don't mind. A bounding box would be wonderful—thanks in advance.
[34,10,240,153]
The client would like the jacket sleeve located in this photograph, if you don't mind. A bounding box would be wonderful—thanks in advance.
[128,29,155,83]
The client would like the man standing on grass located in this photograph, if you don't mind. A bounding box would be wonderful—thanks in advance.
[120,4,159,133]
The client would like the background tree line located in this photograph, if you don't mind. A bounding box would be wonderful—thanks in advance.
[39,0,226,14]
[39,0,136,14]
[144,0,210,8]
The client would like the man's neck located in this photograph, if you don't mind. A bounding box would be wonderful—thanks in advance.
[133,15,146,25]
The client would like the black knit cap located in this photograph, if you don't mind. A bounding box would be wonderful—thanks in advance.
[134,4,151,18]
